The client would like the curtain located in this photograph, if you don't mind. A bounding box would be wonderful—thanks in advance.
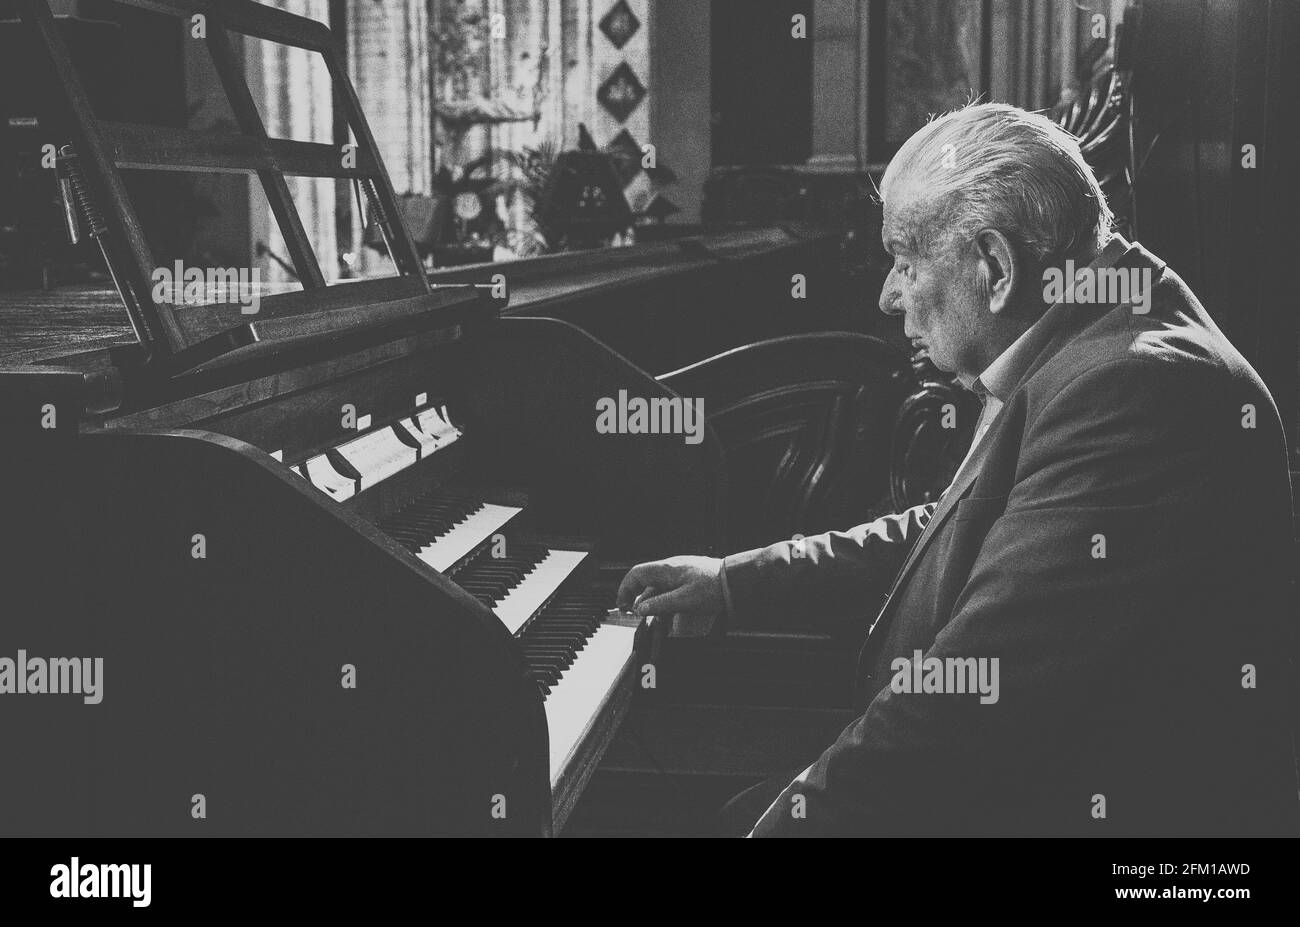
[432,0,652,245]
[242,0,642,273]
[989,0,1127,111]
[987,0,1065,111]
[345,0,431,275]
[244,0,434,282]
[243,0,337,285]
[881,0,1117,152]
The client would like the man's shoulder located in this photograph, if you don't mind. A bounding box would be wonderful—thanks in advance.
[1024,265,1264,409]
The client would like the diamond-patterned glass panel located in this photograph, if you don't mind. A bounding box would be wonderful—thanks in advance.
[597,61,646,123]
[599,0,641,50]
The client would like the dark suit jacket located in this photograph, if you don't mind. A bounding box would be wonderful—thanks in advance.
[726,241,1299,836]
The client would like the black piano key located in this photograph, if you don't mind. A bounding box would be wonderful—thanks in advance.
[463,563,618,696]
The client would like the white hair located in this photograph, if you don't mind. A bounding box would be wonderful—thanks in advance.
[879,102,1114,270]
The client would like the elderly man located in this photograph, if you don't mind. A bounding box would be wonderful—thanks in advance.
[617,103,1298,836]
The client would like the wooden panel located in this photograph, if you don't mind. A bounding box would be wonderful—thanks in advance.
[457,316,729,560]
[2,425,548,835]
[169,277,465,343]
[600,704,855,777]
[659,333,907,549]
[102,121,381,177]
[463,224,853,375]
[180,329,464,461]
[565,701,856,836]
[0,287,137,360]
[91,321,460,436]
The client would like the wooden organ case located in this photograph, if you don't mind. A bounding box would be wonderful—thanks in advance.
[0,0,726,836]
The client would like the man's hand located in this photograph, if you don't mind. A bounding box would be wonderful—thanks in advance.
[616,555,725,638]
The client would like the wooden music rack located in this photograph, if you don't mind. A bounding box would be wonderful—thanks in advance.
[15,0,487,375]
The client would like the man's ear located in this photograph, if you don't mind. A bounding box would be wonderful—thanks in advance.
[972,229,1019,315]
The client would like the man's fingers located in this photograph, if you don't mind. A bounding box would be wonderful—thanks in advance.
[615,567,645,608]
[617,563,662,609]
[635,586,692,618]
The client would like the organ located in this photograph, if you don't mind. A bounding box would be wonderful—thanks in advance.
[1,0,985,838]
[0,0,725,836]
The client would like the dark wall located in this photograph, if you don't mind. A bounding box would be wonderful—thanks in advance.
[1128,0,1298,465]
[710,0,813,166]
[0,1,189,286]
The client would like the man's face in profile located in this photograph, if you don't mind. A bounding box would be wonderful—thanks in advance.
[879,189,988,381]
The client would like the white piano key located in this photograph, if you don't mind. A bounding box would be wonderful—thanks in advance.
[492,549,588,634]
[544,622,638,788]
[335,426,418,490]
[302,454,356,501]
[416,502,522,572]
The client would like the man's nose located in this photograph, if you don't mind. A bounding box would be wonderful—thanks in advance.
[879,272,903,317]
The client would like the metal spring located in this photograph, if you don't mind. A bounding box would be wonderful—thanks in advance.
[360,177,392,237]
[57,144,107,238]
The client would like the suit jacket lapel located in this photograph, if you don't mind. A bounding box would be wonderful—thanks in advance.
[875,408,1001,617]
[855,432,995,684]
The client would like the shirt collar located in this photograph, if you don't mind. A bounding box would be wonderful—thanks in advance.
[963,235,1131,401]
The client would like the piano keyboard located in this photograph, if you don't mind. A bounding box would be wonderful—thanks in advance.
[517,593,639,786]
[380,493,523,572]
[379,491,641,793]
[454,544,589,634]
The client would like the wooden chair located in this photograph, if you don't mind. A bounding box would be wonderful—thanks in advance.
[657,331,909,552]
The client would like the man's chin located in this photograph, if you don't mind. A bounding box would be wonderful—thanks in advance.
[914,346,951,373]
